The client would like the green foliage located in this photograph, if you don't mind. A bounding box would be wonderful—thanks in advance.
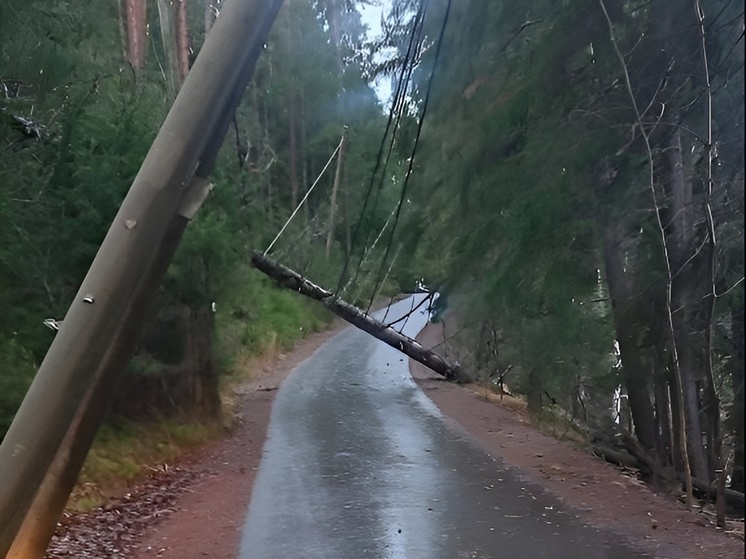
[389,0,620,415]
[0,0,382,439]
[214,263,333,371]
[0,336,36,436]
[379,1,743,486]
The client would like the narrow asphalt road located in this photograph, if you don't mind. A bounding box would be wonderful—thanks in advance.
[239,295,649,558]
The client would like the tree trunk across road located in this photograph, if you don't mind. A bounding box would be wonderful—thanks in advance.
[251,251,467,383]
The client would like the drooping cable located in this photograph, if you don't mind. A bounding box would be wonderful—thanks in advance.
[366,0,453,313]
[334,0,430,297]
[352,12,428,281]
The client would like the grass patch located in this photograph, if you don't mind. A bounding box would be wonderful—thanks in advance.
[69,418,218,512]
[215,263,333,381]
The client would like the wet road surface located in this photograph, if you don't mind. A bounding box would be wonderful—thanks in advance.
[239,295,649,558]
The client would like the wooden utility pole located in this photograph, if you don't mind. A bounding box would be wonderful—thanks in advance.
[0,1,284,555]
[326,128,347,260]
[7,212,192,559]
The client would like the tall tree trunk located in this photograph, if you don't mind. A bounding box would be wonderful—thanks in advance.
[326,0,346,91]
[654,355,672,466]
[527,367,543,416]
[604,224,659,452]
[663,128,711,483]
[155,0,180,97]
[300,85,310,230]
[694,3,725,523]
[288,95,299,210]
[283,4,298,211]
[730,296,745,493]
[261,85,274,223]
[175,0,191,82]
[668,363,684,473]
[184,307,218,417]
[121,0,148,71]
[342,158,351,261]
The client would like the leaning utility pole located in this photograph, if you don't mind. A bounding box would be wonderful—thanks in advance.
[326,127,347,260]
[6,212,191,559]
[0,0,283,555]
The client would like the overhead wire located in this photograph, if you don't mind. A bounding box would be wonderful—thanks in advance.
[339,204,397,298]
[336,4,426,296]
[334,0,430,297]
[366,0,454,313]
[264,134,345,256]
[354,13,428,284]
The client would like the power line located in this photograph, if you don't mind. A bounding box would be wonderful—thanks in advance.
[366,0,454,313]
[264,134,344,256]
[335,0,430,296]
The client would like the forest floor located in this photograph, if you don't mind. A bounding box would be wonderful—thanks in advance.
[46,319,744,559]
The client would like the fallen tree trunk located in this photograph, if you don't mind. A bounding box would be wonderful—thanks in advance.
[592,445,639,469]
[251,252,467,383]
[690,476,745,511]
[593,425,746,510]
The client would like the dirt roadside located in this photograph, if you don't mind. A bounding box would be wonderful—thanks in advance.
[410,322,744,559]
[45,321,348,559]
[47,318,743,559]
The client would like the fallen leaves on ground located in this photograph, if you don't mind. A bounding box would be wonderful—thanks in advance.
[46,466,203,559]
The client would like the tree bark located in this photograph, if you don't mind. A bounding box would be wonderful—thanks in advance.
[603,223,659,452]
[250,252,467,382]
[175,0,191,82]
[121,0,148,71]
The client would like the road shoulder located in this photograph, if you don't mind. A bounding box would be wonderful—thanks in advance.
[410,321,744,559]
[45,321,347,559]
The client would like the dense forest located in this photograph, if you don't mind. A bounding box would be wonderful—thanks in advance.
[1,0,743,522]
[377,0,744,502]
[0,0,387,431]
